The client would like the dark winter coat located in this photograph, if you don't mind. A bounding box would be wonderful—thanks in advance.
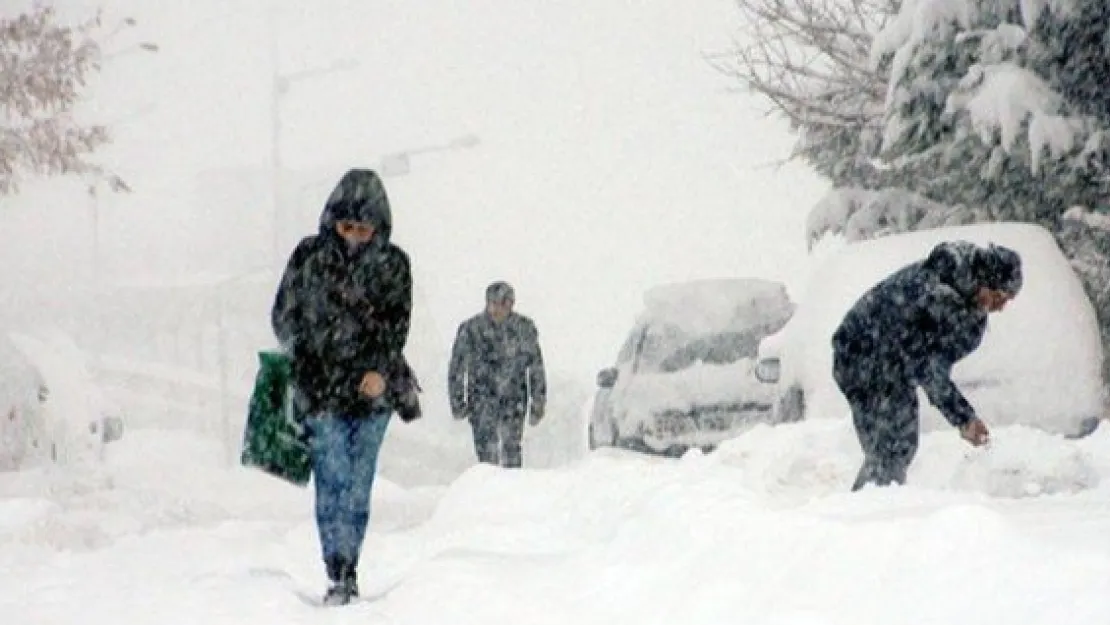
[271,169,415,417]
[448,312,546,417]
[831,241,1001,428]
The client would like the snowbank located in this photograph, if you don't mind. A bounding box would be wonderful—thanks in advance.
[1,418,1107,625]
[0,428,430,554]
[713,420,1101,500]
[372,446,1109,624]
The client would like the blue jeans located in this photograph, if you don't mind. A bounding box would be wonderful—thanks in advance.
[308,409,391,566]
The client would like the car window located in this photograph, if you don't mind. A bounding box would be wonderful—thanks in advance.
[657,331,760,373]
[634,324,687,373]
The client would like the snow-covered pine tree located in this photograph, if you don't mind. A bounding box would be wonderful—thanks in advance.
[870,0,1110,223]
[0,5,132,196]
[809,0,1110,383]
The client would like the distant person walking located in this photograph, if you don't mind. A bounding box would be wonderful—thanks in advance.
[448,281,547,468]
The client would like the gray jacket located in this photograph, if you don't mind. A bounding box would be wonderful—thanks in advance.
[448,312,546,416]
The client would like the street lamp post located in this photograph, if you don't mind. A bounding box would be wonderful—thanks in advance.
[91,192,100,282]
[267,7,359,268]
[377,134,482,177]
[269,61,359,268]
[89,43,158,285]
[102,41,159,61]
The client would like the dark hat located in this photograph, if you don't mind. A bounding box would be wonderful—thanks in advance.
[974,244,1023,295]
[486,281,515,303]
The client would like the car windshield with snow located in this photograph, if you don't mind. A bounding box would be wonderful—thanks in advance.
[589,278,794,457]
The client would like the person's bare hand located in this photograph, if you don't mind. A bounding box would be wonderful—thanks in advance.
[359,371,386,398]
[960,417,990,446]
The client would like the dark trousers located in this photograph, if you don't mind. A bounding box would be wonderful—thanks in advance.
[834,354,920,491]
[308,409,391,576]
[468,402,526,468]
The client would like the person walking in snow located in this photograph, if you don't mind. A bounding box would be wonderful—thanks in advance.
[831,241,1023,491]
[448,281,547,468]
[271,168,419,606]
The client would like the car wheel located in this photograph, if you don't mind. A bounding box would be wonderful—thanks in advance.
[605,418,620,447]
[588,418,619,450]
[102,416,124,443]
[778,385,805,423]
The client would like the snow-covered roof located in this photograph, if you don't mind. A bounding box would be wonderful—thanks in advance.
[640,278,794,337]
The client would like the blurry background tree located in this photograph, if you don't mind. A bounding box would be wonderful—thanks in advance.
[0,4,152,196]
[712,0,899,189]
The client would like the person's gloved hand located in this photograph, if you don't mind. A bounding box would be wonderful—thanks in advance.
[959,417,991,446]
[528,404,545,426]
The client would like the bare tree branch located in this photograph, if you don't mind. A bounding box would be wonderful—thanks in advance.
[713,0,899,184]
[0,4,143,196]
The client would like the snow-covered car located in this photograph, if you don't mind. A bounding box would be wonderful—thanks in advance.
[589,278,795,456]
[6,331,125,466]
[754,222,1105,437]
[0,332,49,470]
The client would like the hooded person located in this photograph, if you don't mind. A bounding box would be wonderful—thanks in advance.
[271,168,419,605]
[830,240,1023,491]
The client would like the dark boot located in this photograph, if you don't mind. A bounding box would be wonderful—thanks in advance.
[322,556,356,606]
[342,558,359,599]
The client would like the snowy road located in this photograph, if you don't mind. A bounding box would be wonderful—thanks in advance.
[2,424,1108,625]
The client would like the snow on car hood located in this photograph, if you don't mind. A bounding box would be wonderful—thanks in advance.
[619,359,777,419]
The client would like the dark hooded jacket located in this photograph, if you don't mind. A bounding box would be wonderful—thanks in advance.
[831,241,1022,428]
[271,169,414,416]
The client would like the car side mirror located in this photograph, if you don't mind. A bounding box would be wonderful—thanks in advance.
[596,367,618,389]
[101,416,125,443]
[754,358,781,384]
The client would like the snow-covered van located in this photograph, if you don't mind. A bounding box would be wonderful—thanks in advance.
[589,278,795,456]
[5,330,125,467]
[0,332,49,470]
[754,222,1105,437]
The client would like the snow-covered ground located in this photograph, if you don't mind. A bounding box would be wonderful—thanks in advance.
[2,419,1107,625]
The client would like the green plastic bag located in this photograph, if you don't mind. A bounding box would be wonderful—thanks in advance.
[239,350,312,487]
